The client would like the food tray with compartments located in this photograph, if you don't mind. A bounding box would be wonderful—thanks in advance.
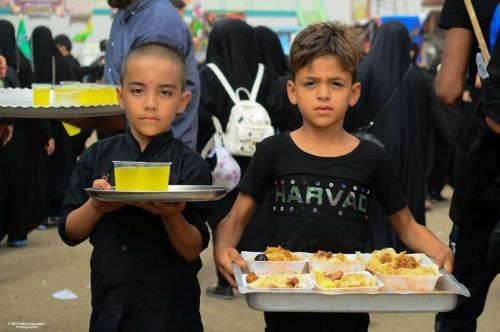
[85,185,230,203]
[233,263,470,313]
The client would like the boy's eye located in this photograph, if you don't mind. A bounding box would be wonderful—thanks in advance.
[304,81,315,87]
[130,88,143,94]
[331,81,344,88]
[160,90,173,96]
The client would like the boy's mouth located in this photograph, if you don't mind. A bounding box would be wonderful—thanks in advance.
[140,116,159,122]
[314,107,333,113]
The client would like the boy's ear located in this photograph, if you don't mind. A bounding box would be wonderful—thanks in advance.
[116,86,124,109]
[287,79,298,105]
[176,90,192,114]
[349,82,361,107]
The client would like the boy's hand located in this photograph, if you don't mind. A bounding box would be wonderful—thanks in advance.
[214,246,247,288]
[45,138,55,156]
[91,178,123,213]
[129,202,186,217]
[435,246,454,273]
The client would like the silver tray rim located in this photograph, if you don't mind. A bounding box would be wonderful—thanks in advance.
[0,105,123,118]
[233,261,470,313]
[85,185,230,202]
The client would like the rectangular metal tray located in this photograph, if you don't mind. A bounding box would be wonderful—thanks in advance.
[234,265,470,313]
[0,105,123,118]
[86,185,230,202]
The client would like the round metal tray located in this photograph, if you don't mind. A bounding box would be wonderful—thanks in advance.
[85,185,230,202]
[0,105,123,118]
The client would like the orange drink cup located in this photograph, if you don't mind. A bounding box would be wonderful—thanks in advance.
[32,84,51,106]
[113,161,172,191]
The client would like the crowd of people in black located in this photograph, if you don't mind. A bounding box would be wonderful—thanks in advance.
[0,0,499,331]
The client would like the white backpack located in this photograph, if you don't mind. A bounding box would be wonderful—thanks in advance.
[206,63,275,157]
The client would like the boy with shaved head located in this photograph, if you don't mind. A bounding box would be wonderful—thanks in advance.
[59,43,210,331]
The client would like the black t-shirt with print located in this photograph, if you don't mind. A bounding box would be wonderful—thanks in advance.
[238,133,407,253]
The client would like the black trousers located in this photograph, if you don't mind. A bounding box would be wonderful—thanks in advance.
[435,222,500,332]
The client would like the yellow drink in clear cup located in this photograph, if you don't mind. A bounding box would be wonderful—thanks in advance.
[113,161,172,191]
[33,84,51,106]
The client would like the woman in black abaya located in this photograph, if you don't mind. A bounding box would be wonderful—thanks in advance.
[197,18,273,298]
[253,26,301,132]
[31,26,77,222]
[254,26,289,80]
[0,20,53,246]
[345,21,431,252]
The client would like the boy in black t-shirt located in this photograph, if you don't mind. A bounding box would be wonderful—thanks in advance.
[58,43,211,331]
[214,22,454,332]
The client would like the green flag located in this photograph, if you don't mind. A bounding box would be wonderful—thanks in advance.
[16,16,31,61]
[72,18,93,43]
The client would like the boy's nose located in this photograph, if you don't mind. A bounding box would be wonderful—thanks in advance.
[144,92,157,110]
[317,85,330,100]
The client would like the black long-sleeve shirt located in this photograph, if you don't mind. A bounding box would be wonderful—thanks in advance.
[59,130,211,332]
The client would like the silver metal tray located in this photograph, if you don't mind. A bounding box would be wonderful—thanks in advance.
[86,185,230,202]
[0,105,123,118]
[233,265,470,313]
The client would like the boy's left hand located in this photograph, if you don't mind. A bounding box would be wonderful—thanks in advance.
[130,202,186,217]
[435,246,454,273]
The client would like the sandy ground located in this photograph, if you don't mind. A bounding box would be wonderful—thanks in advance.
[0,187,498,332]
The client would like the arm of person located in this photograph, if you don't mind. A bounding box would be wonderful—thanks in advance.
[436,27,473,106]
[64,179,123,243]
[0,123,13,146]
[388,206,454,272]
[0,55,6,79]
[214,192,258,288]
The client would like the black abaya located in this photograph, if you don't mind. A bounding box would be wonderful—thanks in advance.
[31,26,78,218]
[345,21,431,251]
[197,19,273,251]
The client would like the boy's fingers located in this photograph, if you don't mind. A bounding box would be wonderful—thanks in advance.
[93,179,111,190]
[218,266,238,288]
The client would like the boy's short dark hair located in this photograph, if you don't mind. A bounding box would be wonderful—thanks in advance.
[54,34,72,52]
[289,22,363,82]
[120,42,187,90]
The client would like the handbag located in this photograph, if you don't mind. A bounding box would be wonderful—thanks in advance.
[352,66,412,147]
[200,116,241,190]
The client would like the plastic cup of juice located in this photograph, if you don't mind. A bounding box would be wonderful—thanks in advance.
[32,84,51,106]
[54,86,78,107]
[113,161,172,191]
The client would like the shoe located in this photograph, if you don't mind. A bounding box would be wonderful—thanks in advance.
[37,224,47,230]
[425,200,433,211]
[7,239,28,247]
[206,285,234,300]
[429,191,448,202]
[47,216,60,226]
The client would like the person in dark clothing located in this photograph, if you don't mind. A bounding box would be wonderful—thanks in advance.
[0,118,13,239]
[59,43,210,331]
[214,22,453,332]
[253,26,300,133]
[54,34,100,83]
[254,26,289,80]
[344,21,432,252]
[0,21,54,247]
[197,18,274,299]
[434,1,500,331]
[31,26,78,223]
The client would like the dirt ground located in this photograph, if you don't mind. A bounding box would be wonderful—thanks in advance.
[0,187,498,331]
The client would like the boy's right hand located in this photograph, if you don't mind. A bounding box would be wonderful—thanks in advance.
[91,178,123,213]
[214,246,247,289]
